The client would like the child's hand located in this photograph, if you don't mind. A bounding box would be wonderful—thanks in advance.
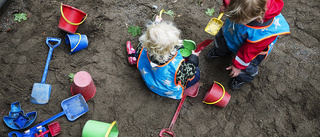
[155,15,163,23]
[192,50,201,56]
[226,65,241,77]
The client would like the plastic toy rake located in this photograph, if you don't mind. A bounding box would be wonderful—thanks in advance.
[34,121,61,137]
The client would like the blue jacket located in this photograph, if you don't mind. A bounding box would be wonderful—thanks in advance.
[223,13,290,54]
[137,47,185,99]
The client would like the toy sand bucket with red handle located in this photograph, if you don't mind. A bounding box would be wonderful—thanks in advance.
[58,4,87,34]
[203,81,231,108]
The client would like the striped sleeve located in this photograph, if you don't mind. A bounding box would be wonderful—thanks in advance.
[232,36,277,69]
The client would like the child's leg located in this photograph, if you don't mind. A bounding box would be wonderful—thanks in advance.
[229,54,265,89]
[207,29,232,59]
[186,67,200,88]
[239,54,265,81]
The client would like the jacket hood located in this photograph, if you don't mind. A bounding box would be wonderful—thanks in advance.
[223,0,284,22]
[264,0,284,21]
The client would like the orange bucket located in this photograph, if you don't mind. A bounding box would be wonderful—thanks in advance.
[203,81,231,108]
[58,4,87,34]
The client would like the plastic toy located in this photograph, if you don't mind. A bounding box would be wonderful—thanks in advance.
[30,37,61,104]
[58,4,87,34]
[205,13,224,35]
[159,82,200,137]
[3,102,37,130]
[9,94,89,137]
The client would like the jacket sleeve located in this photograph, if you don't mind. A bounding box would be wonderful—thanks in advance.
[186,54,199,67]
[232,36,277,69]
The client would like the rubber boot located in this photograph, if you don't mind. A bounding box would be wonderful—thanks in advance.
[126,41,137,65]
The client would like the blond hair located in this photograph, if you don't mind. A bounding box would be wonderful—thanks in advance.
[224,0,267,24]
[139,21,182,63]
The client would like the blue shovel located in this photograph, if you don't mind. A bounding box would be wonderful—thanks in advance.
[30,37,61,104]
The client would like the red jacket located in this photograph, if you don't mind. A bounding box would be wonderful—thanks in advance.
[223,0,284,69]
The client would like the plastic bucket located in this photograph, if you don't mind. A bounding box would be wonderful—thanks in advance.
[65,33,88,54]
[58,4,87,34]
[71,71,96,101]
[82,120,118,137]
[203,81,231,108]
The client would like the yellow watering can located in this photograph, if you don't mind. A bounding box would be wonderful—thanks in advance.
[205,13,224,35]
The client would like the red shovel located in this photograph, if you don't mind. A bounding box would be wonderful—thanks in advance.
[34,121,61,137]
[195,39,214,52]
[159,82,200,137]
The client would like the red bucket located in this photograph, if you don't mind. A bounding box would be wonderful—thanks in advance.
[203,81,231,108]
[71,71,96,101]
[58,4,87,34]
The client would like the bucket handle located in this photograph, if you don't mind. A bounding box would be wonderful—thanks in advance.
[105,121,117,137]
[60,4,87,26]
[70,33,82,52]
[203,81,225,104]
[159,9,165,18]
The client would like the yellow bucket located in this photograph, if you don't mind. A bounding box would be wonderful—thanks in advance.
[205,13,224,36]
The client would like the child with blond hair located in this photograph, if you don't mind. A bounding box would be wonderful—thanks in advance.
[127,19,201,99]
[207,0,290,89]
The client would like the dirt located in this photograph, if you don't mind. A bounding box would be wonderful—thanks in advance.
[0,0,319,136]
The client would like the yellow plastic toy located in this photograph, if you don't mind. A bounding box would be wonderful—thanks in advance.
[205,13,224,35]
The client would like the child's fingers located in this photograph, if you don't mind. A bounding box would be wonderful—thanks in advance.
[192,50,201,56]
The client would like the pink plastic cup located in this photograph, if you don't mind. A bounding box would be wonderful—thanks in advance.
[71,71,96,101]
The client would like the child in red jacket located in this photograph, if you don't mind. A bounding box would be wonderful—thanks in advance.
[207,0,290,89]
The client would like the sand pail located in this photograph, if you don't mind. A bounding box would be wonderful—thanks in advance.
[58,4,87,34]
[65,33,88,54]
[203,81,231,108]
[71,71,96,101]
[82,120,119,137]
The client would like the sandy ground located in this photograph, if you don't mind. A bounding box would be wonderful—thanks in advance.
[0,0,319,136]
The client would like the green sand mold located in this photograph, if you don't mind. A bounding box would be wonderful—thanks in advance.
[180,39,196,57]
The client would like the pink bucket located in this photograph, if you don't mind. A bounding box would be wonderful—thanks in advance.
[71,71,96,101]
